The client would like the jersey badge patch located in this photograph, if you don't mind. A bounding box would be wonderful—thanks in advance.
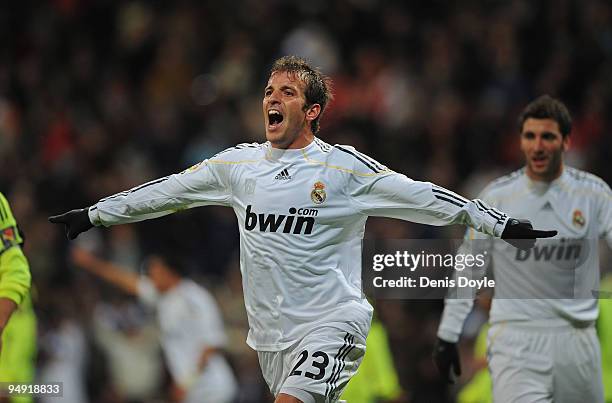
[311,181,326,204]
[245,179,256,194]
[572,209,585,228]
[2,227,15,241]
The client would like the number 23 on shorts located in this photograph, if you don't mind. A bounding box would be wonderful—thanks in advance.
[289,350,330,380]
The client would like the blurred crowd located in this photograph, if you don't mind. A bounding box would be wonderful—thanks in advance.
[1,0,611,402]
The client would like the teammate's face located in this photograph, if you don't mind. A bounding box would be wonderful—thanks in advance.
[147,256,175,292]
[520,118,568,181]
[263,71,320,149]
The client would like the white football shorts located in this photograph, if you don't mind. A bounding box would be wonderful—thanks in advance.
[487,320,603,403]
[257,326,366,403]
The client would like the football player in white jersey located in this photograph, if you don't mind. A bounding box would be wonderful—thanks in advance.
[434,95,612,402]
[70,247,238,403]
[50,56,556,403]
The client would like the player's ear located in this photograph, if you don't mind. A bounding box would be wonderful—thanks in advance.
[305,104,321,122]
[562,135,571,152]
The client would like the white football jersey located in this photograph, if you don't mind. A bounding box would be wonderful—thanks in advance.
[438,167,612,342]
[90,138,509,351]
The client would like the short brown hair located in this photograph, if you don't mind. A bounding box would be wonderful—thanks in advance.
[518,95,572,137]
[270,56,333,134]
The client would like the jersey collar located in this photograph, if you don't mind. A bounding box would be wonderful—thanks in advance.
[524,167,568,196]
[265,140,318,162]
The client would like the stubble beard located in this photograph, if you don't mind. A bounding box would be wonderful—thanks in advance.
[529,151,564,182]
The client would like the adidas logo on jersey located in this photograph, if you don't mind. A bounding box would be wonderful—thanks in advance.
[245,205,316,234]
[274,168,292,180]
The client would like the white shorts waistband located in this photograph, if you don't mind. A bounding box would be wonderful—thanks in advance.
[491,318,594,331]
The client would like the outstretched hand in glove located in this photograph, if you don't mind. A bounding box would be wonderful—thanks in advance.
[501,218,557,250]
[48,208,93,240]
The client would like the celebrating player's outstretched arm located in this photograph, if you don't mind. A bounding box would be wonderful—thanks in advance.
[49,179,556,248]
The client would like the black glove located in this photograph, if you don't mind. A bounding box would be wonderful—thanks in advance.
[48,208,93,240]
[501,218,557,250]
[432,338,461,384]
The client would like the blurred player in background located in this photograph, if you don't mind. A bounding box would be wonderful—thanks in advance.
[50,56,555,403]
[455,294,493,403]
[434,95,612,402]
[0,193,36,403]
[598,274,612,402]
[70,247,237,403]
[340,316,406,403]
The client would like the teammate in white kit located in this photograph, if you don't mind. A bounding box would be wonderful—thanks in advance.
[70,248,238,403]
[434,95,612,402]
[50,56,555,403]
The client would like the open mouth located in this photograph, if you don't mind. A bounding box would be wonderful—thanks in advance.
[267,109,284,129]
[532,155,548,168]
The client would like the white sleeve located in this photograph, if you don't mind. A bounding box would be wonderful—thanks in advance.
[597,182,612,248]
[438,300,473,343]
[88,159,232,227]
[137,276,159,308]
[437,227,493,342]
[349,170,509,238]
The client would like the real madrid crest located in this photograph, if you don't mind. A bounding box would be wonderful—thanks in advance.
[572,209,585,228]
[311,181,326,204]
